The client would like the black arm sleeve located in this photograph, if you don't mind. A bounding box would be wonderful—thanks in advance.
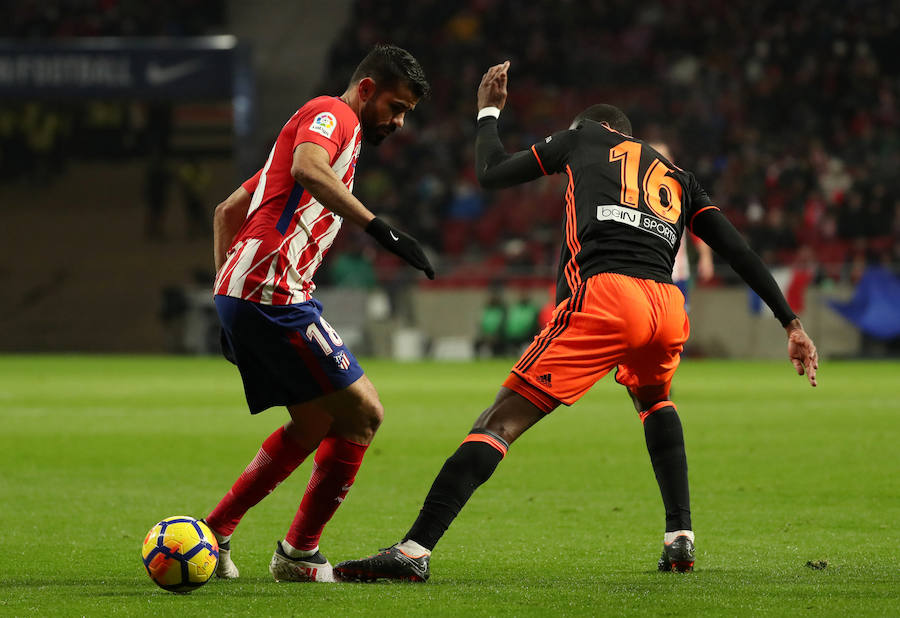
[475,117,545,189]
[691,208,797,326]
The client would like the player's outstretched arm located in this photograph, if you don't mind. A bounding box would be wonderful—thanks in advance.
[692,208,818,386]
[474,61,545,189]
[292,142,434,279]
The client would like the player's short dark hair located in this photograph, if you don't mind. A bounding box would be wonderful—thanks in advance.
[350,44,430,99]
[571,104,632,135]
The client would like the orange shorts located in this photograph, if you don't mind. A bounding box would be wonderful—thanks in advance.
[505,273,689,412]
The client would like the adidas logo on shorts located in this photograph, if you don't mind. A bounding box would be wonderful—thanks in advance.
[537,373,552,386]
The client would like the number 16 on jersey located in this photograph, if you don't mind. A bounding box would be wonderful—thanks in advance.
[609,140,683,223]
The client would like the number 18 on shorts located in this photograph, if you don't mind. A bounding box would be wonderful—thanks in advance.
[215,295,364,413]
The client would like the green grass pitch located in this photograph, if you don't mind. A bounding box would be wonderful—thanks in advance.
[1,355,897,616]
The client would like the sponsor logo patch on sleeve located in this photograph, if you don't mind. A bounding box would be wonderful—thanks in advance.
[309,112,337,138]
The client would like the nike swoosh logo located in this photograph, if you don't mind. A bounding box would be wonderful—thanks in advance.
[389,231,399,241]
[146,59,205,85]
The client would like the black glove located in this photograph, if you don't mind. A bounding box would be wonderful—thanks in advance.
[365,217,435,279]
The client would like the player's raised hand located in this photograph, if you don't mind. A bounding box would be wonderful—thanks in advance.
[365,217,435,279]
[477,60,510,111]
[785,320,818,387]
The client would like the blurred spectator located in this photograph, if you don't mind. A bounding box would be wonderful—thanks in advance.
[786,246,818,313]
[143,153,172,240]
[329,248,377,289]
[503,291,540,354]
[474,284,507,358]
[21,103,67,183]
[838,192,867,240]
[176,158,212,239]
[158,284,188,352]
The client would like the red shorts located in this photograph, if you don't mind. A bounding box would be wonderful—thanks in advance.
[505,273,689,412]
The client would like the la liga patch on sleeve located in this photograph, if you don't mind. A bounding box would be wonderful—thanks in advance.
[309,112,337,138]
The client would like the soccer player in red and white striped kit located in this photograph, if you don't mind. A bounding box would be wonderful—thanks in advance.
[202,45,433,583]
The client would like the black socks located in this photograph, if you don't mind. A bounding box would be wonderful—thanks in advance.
[405,431,508,551]
[643,406,691,531]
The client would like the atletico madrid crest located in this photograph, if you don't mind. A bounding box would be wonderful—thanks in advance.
[333,351,351,370]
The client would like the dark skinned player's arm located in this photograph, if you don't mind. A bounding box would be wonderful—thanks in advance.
[474,116,546,189]
[691,208,796,326]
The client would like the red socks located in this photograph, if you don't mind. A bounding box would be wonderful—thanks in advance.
[205,428,368,549]
[206,426,312,536]
[285,434,368,551]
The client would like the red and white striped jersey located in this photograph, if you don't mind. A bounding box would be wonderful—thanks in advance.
[215,96,362,304]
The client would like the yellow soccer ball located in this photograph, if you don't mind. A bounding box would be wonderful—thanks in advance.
[141,516,219,593]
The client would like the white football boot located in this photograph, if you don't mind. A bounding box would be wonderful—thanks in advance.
[269,541,334,582]
[216,542,240,579]
[200,519,239,579]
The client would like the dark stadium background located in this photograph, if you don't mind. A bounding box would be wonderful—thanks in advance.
[1,0,898,356]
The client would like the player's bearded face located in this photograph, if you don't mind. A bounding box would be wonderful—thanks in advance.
[360,83,418,146]
[360,98,393,145]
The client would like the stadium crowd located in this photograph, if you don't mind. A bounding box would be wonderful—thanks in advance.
[320,0,900,287]
[2,0,224,37]
[2,0,897,287]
